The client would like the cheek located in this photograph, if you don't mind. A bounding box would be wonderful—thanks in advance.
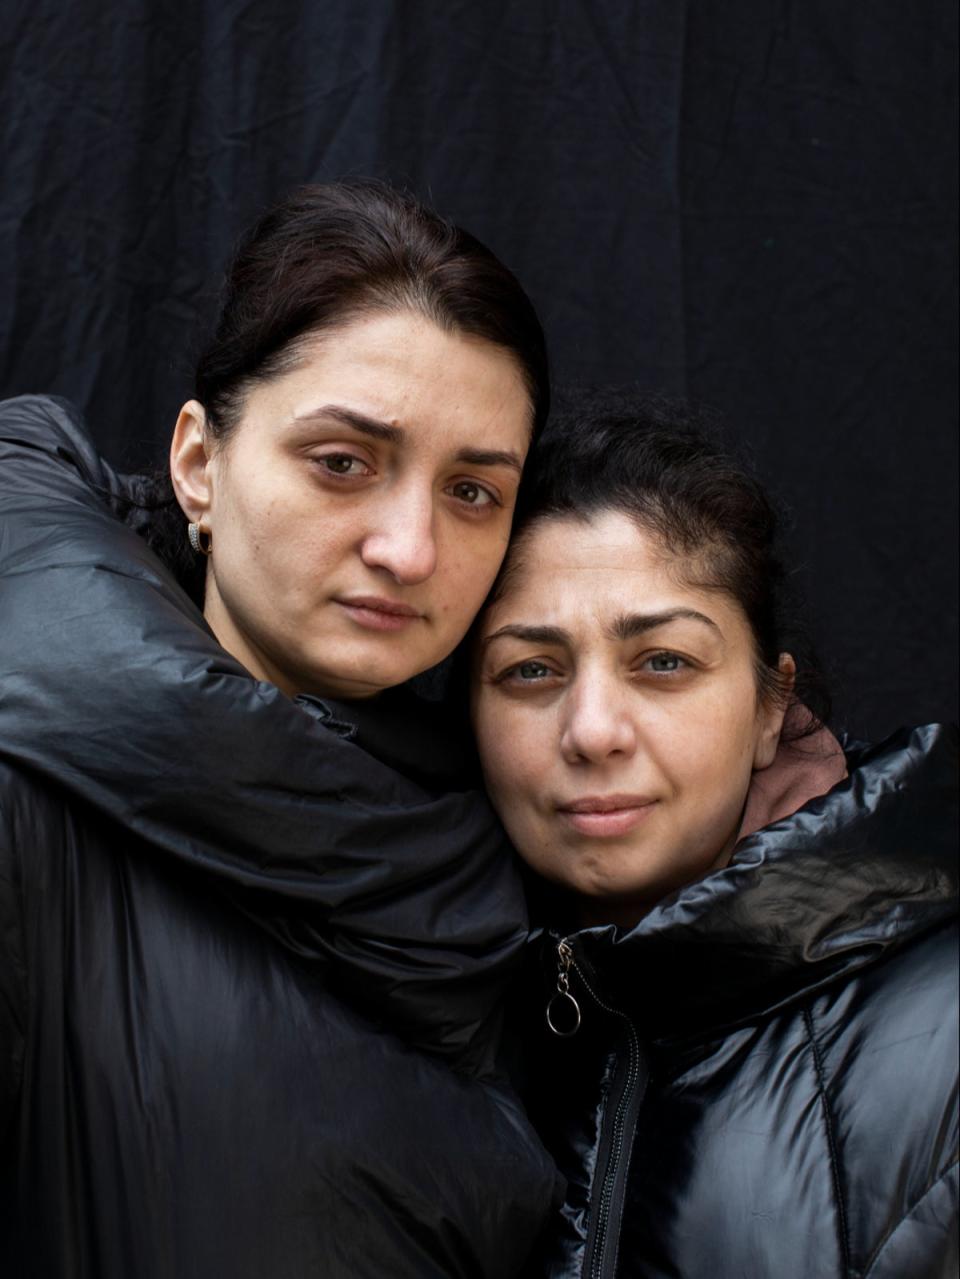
[475,704,552,838]
[436,527,511,620]
[218,475,351,591]
[660,692,762,816]
[476,701,529,785]
[474,702,509,793]
[217,505,296,590]
[213,458,284,558]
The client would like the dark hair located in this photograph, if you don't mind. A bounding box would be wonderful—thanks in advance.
[495,389,831,732]
[194,179,549,440]
[133,179,549,598]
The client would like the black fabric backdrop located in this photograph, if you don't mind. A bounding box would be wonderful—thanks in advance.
[1,1,956,739]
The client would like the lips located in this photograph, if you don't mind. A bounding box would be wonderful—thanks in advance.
[339,595,421,617]
[336,595,425,632]
[557,794,657,838]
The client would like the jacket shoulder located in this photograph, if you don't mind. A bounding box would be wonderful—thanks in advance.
[0,393,114,488]
[812,920,959,1275]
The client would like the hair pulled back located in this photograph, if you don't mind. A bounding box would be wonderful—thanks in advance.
[131,180,549,600]
[501,390,830,732]
[195,179,549,439]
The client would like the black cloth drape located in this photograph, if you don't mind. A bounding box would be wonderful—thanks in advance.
[1,0,956,738]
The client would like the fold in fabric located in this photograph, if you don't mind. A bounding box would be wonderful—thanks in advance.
[0,394,529,1075]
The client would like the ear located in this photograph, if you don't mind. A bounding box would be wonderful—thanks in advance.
[752,652,797,770]
[170,400,214,524]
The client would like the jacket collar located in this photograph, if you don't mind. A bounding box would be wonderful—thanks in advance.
[563,724,958,1039]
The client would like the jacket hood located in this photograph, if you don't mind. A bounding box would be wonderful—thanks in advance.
[0,395,523,1075]
[563,723,958,1039]
[736,714,848,840]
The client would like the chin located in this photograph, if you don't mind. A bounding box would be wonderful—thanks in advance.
[337,640,439,687]
[314,672,397,700]
[293,648,410,699]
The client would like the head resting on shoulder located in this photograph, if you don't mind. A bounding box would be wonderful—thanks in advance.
[471,391,830,926]
[157,180,549,699]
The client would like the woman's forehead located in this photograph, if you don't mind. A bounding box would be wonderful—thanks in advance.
[228,311,534,461]
[487,511,714,625]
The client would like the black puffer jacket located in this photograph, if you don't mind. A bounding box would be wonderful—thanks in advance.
[523,725,958,1279]
[0,396,559,1277]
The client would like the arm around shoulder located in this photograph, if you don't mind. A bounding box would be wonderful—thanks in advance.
[0,396,529,1074]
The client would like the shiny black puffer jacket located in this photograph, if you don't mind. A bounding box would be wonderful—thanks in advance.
[524,725,958,1279]
[0,395,558,1277]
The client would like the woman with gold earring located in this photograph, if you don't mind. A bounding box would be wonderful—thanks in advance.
[0,181,559,1279]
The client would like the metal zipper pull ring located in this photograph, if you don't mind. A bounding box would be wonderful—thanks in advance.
[547,939,582,1037]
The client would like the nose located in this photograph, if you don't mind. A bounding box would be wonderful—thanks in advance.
[359,481,438,585]
[559,672,638,764]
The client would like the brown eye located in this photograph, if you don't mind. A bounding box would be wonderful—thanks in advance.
[313,452,372,478]
[323,454,359,474]
[448,480,496,507]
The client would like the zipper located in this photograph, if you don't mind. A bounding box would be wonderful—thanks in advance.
[546,938,582,1036]
[547,935,647,1279]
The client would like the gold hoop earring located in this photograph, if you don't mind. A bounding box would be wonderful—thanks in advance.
[187,522,212,556]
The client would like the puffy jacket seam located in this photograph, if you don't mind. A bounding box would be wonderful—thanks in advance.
[803,1004,851,1274]
[859,1158,959,1278]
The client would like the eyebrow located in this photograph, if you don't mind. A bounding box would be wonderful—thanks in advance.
[456,447,523,473]
[481,624,569,649]
[293,405,523,473]
[482,608,720,649]
[610,608,721,640]
[294,405,402,442]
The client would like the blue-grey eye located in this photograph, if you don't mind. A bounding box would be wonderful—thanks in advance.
[518,660,549,680]
[649,652,681,672]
